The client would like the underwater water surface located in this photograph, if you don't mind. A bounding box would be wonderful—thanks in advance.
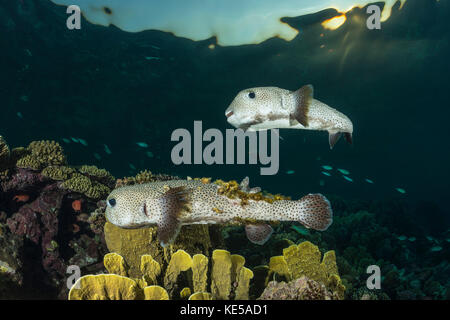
[0,0,449,301]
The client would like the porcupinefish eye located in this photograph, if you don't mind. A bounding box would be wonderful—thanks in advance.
[107,198,116,207]
[248,91,256,99]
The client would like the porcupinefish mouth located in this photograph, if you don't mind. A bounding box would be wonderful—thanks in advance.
[225,110,234,118]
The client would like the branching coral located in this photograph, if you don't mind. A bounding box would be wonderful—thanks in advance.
[115,170,178,188]
[16,140,66,170]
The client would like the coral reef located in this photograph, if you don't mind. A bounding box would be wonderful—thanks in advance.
[1,135,447,300]
[0,137,111,298]
[258,276,340,300]
[103,221,222,278]
[266,241,345,299]
[70,248,254,300]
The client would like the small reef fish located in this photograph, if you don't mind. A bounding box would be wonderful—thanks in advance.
[337,168,350,175]
[286,170,295,174]
[365,179,374,184]
[395,188,406,194]
[225,85,353,149]
[136,142,149,148]
[78,138,88,146]
[342,176,353,182]
[104,144,112,155]
[321,171,331,177]
[321,165,333,170]
[13,194,30,203]
[105,177,333,247]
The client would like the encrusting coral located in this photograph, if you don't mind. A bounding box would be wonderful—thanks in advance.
[258,276,340,300]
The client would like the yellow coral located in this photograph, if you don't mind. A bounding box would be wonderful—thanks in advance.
[62,173,111,200]
[140,254,161,285]
[104,222,213,278]
[143,285,169,300]
[213,179,291,206]
[231,254,245,284]
[189,292,212,300]
[163,249,193,291]
[210,249,232,300]
[180,287,192,299]
[16,140,66,170]
[68,274,140,300]
[41,165,75,181]
[192,254,208,293]
[235,267,254,300]
[79,165,115,186]
[268,241,345,299]
[104,253,128,277]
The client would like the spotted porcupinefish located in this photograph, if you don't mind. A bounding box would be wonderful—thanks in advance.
[105,177,333,247]
[225,85,353,149]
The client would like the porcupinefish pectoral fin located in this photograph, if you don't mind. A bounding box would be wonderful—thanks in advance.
[156,186,191,247]
[289,84,313,127]
[245,223,274,245]
[297,194,333,231]
[328,132,342,149]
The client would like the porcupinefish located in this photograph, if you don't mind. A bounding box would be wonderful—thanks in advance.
[105,177,333,247]
[225,85,353,149]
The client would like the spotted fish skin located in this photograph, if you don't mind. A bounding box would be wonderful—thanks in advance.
[105,179,333,247]
[225,85,353,149]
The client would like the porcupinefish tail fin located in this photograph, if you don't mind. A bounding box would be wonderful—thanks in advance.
[156,186,191,247]
[290,84,313,127]
[297,194,333,231]
[245,223,274,245]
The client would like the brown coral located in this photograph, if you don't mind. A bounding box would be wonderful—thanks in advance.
[258,276,340,300]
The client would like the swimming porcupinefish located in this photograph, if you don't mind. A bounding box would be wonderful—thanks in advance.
[225,85,353,149]
[105,177,333,247]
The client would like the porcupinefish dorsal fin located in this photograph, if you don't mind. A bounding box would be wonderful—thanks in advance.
[156,186,191,247]
[245,223,273,245]
[239,176,261,194]
[290,84,313,127]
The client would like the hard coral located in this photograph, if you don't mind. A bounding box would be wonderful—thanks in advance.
[79,248,253,300]
[115,170,178,188]
[0,135,10,170]
[268,241,345,299]
[16,140,66,170]
[103,221,217,278]
[258,276,339,300]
